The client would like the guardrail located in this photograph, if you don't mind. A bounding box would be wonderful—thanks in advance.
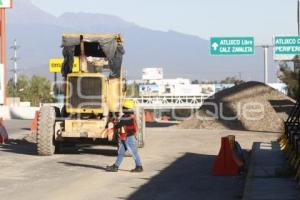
[42,95,211,111]
[0,106,40,120]
[126,95,211,109]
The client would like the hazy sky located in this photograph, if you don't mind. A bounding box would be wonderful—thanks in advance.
[30,0,297,44]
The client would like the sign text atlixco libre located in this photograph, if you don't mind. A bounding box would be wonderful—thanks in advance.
[210,37,255,55]
[274,36,300,55]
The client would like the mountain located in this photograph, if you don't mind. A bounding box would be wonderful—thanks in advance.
[6,0,277,81]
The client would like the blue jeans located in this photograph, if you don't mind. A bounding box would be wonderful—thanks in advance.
[114,135,142,167]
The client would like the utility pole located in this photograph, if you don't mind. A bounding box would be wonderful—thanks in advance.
[264,46,268,84]
[10,39,19,87]
[238,72,242,80]
[256,45,272,84]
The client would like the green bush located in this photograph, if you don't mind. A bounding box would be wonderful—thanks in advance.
[7,74,54,106]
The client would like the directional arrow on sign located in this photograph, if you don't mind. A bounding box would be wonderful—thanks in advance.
[212,42,219,51]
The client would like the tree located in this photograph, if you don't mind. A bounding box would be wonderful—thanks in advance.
[200,80,217,84]
[29,76,54,106]
[7,74,54,106]
[191,80,199,84]
[278,62,298,99]
[220,76,244,85]
[126,81,139,97]
[7,75,30,101]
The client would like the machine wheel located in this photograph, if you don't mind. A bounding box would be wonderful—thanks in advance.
[37,106,57,156]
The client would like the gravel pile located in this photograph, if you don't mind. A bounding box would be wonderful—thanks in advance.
[178,82,295,132]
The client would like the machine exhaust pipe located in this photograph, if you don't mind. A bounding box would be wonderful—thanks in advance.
[80,35,88,72]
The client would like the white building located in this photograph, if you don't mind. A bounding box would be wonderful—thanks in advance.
[138,68,201,96]
[131,67,288,97]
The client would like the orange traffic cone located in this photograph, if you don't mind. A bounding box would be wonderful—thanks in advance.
[31,111,39,132]
[145,111,154,122]
[0,118,8,144]
[213,136,239,176]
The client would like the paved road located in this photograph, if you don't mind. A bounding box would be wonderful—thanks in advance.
[0,123,280,200]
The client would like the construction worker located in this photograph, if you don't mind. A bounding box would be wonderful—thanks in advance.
[106,99,143,172]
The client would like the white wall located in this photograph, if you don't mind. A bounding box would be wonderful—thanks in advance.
[0,106,40,120]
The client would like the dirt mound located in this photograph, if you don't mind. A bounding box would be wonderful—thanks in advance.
[178,82,295,132]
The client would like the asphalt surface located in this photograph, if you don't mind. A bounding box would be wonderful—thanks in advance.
[0,120,281,200]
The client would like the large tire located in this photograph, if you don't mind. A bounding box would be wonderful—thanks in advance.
[37,106,56,156]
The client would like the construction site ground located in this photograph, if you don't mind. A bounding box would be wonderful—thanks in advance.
[0,120,284,200]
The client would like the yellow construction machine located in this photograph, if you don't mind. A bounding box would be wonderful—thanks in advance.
[36,33,144,156]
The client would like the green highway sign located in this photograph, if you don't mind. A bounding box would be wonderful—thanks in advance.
[274,36,300,55]
[210,37,255,55]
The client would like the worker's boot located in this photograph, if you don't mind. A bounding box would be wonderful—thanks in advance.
[106,164,118,172]
[131,166,143,173]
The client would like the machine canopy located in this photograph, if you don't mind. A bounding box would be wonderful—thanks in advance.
[61,33,125,78]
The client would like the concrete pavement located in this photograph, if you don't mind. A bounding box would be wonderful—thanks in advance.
[243,142,300,200]
[0,127,281,200]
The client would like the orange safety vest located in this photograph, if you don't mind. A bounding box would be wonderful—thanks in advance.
[124,114,137,134]
[119,114,137,141]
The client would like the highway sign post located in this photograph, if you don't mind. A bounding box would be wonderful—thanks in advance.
[210,37,255,55]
